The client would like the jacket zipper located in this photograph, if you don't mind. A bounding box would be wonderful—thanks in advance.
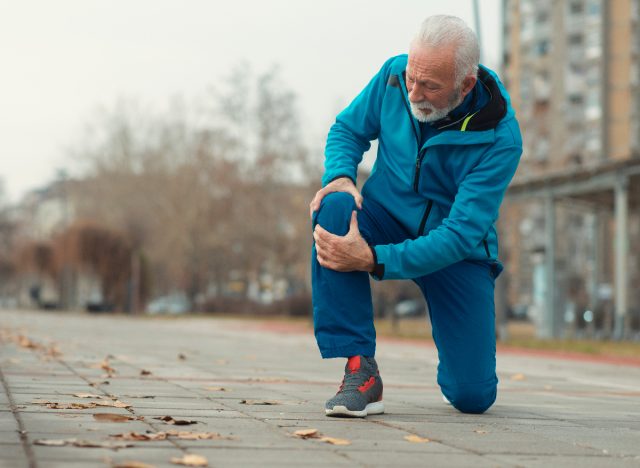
[418,199,433,236]
[413,148,427,192]
[396,74,425,193]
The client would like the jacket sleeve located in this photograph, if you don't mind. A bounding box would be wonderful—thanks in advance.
[321,58,395,187]
[372,142,522,280]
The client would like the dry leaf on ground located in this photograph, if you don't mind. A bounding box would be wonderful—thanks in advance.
[473,429,488,434]
[153,416,199,425]
[33,401,98,410]
[45,345,62,357]
[511,373,526,381]
[73,393,104,399]
[91,357,117,375]
[166,431,234,441]
[110,432,168,441]
[17,335,40,349]
[319,436,351,446]
[113,461,156,468]
[34,438,133,449]
[34,438,72,446]
[293,428,319,439]
[89,380,110,387]
[93,413,135,423]
[72,439,133,449]
[140,369,152,376]
[240,399,280,406]
[404,434,430,443]
[95,400,132,408]
[170,454,208,467]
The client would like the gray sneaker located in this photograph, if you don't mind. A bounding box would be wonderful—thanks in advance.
[325,355,384,417]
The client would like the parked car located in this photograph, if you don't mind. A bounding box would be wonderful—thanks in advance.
[146,294,190,315]
[394,299,426,318]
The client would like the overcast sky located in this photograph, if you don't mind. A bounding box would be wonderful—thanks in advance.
[0,0,501,202]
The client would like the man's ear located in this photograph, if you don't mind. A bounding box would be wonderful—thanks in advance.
[460,75,477,97]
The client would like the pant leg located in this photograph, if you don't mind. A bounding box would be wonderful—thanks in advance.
[311,192,411,359]
[415,260,503,414]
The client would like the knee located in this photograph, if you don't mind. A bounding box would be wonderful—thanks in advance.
[445,382,497,414]
[314,192,357,235]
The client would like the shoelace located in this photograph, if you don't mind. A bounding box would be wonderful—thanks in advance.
[339,365,373,392]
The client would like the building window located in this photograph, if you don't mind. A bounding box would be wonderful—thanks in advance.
[586,0,601,16]
[569,33,584,45]
[570,1,584,15]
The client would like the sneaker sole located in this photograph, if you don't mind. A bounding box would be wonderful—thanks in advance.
[325,401,384,418]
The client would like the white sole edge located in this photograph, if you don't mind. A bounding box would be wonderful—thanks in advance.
[325,401,385,418]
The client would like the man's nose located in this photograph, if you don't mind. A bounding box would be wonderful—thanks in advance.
[408,85,421,103]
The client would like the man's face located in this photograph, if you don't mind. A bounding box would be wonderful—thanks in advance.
[405,44,471,123]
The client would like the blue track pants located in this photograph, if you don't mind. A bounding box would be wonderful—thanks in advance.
[311,192,502,414]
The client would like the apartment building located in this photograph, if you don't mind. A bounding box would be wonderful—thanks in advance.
[500,0,640,337]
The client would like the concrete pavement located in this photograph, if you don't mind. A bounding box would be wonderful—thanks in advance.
[1,309,639,468]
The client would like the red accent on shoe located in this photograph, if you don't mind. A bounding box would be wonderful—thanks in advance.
[358,376,376,392]
[347,356,361,373]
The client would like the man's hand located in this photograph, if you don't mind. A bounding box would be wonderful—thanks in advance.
[313,211,374,272]
[309,177,363,219]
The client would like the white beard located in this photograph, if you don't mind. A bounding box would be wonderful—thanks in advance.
[409,89,464,123]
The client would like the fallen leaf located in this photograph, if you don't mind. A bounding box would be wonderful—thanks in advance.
[93,413,135,423]
[17,335,40,349]
[74,393,104,399]
[34,438,73,446]
[204,387,228,392]
[95,357,117,375]
[319,436,351,446]
[140,369,152,376]
[178,353,187,360]
[46,402,98,409]
[95,400,132,408]
[511,373,526,381]
[110,432,168,441]
[474,429,488,435]
[170,454,208,467]
[46,345,62,357]
[170,431,234,441]
[89,380,110,386]
[293,428,319,439]
[404,434,431,443]
[113,462,156,468]
[34,438,133,449]
[240,400,280,406]
[153,416,199,426]
[72,439,133,449]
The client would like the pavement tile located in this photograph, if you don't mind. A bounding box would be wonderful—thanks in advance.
[2,309,640,468]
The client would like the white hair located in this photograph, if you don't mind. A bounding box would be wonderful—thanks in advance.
[412,15,480,86]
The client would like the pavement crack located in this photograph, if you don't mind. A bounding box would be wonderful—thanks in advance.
[0,363,38,468]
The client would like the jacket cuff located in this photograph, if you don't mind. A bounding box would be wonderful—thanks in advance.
[325,174,356,187]
[369,245,385,280]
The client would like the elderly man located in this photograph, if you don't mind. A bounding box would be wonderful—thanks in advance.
[309,15,522,417]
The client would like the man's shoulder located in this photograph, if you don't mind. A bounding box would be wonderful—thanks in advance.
[380,54,408,75]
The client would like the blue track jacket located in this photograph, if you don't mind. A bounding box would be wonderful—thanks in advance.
[322,55,523,280]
